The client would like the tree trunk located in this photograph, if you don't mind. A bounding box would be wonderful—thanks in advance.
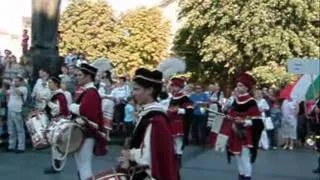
[30,0,62,86]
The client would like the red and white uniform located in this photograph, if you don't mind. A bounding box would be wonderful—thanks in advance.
[128,102,179,180]
[47,89,70,118]
[168,92,193,137]
[168,91,193,156]
[228,94,261,155]
[69,82,107,180]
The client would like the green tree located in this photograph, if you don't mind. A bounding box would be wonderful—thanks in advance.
[109,7,171,76]
[59,0,116,60]
[174,0,319,85]
[251,61,297,88]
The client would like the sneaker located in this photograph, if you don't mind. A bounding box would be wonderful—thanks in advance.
[272,146,278,150]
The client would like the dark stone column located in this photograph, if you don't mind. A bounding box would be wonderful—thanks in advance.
[30,0,62,85]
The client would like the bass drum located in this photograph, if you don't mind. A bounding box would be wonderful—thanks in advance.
[25,111,49,149]
[46,118,84,155]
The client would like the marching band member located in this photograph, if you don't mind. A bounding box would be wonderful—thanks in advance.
[44,76,71,174]
[227,73,264,180]
[120,68,179,180]
[98,70,115,141]
[69,64,107,180]
[167,77,193,167]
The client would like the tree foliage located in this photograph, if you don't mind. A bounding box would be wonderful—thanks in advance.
[174,0,320,86]
[109,7,171,76]
[59,2,171,76]
[251,61,297,88]
[59,0,116,60]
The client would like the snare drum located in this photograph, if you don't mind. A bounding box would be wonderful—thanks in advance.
[46,118,84,155]
[25,111,49,149]
[94,169,129,180]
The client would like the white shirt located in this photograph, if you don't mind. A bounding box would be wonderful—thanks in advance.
[47,89,64,117]
[281,99,299,126]
[110,84,130,103]
[63,90,73,105]
[257,98,270,117]
[7,86,28,112]
[32,80,51,110]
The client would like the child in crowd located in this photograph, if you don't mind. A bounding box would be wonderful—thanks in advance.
[61,81,72,105]
[124,97,135,138]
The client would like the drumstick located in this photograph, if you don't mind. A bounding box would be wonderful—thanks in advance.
[207,109,233,120]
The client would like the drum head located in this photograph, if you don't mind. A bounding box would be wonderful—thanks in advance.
[57,125,84,154]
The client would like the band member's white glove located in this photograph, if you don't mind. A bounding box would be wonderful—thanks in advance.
[69,103,80,115]
[177,108,186,115]
[244,120,253,127]
[48,101,60,116]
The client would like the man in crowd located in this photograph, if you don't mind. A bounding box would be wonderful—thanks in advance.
[7,76,28,153]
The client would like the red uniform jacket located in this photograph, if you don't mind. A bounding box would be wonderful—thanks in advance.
[228,94,264,163]
[77,87,107,156]
[130,107,179,180]
[168,92,193,137]
[46,91,70,119]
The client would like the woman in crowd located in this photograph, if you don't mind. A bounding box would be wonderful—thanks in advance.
[281,98,299,150]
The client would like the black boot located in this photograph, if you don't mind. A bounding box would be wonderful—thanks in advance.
[243,176,251,180]
[44,160,61,174]
[176,155,182,168]
[238,174,245,180]
[43,166,60,174]
[313,168,320,174]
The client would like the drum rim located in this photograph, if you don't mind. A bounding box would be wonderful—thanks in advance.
[56,123,84,154]
[95,173,128,180]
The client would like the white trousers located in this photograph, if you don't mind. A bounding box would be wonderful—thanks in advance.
[174,136,184,155]
[235,147,252,177]
[74,138,95,180]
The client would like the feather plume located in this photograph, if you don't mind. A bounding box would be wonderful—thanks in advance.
[91,57,113,72]
[157,57,186,79]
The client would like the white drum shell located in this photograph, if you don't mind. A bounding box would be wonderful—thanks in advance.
[25,111,49,149]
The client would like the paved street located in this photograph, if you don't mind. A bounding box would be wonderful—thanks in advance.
[0,145,319,180]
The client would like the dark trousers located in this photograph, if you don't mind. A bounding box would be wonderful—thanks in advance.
[183,115,192,147]
[113,103,126,123]
[297,115,308,144]
[192,115,207,145]
[124,122,134,138]
[267,129,278,147]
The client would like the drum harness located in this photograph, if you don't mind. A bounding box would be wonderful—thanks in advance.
[50,119,76,171]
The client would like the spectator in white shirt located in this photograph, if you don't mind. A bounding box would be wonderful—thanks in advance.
[110,77,131,123]
[7,76,28,153]
[32,68,51,110]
